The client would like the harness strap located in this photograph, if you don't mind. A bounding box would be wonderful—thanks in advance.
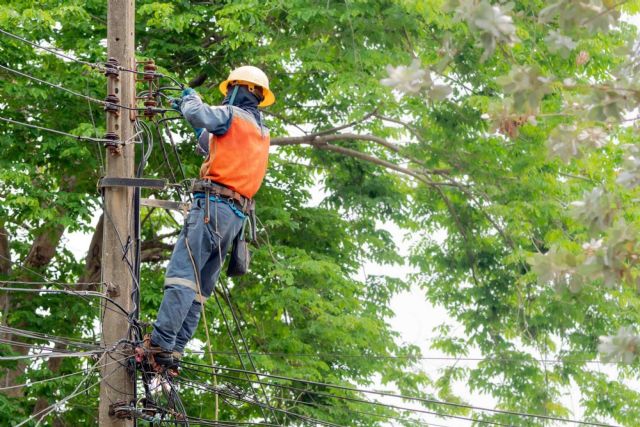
[191,179,255,214]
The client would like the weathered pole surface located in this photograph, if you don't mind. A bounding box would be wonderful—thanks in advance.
[99,0,136,425]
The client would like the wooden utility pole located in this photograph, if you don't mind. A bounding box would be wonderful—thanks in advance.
[99,0,136,426]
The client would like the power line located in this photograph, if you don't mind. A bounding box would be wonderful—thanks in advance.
[181,349,610,366]
[0,287,129,316]
[0,27,184,88]
[0,280,105,288]
[181,368,510,427]
[0,28,99,68]
[0,62,173,112]
[0,325,99,348]
[0,349,104,361]
[179,361,619,427]
[0,115,118,144]
[176,377,347,427]
[0,353,126,392]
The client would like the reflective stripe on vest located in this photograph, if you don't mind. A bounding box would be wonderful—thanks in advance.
[199,107,270,199]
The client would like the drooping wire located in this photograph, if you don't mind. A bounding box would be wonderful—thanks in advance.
[215,279,281,423]
[0,63,172,112]
[183,368,503,427]
[0,325,99,348]
[176,376,346,427]
[0,115,121,144]
[179,362,618,427]
[0,287,129,316]
[0,27,185,88]
[187,368,504,427]
[15,353,127,427]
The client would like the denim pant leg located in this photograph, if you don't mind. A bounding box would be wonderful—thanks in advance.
[151,199,213,351]
[173,201,243,353]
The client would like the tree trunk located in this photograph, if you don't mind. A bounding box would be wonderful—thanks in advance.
[1,223,65,398]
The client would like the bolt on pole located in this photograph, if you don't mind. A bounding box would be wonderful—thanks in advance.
[99,1,136,426]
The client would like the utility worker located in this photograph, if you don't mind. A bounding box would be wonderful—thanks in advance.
[146,66,274,369]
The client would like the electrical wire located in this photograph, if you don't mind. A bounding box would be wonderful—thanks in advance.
[176,377,346,427]
[0,349,104,361]
[0,352,127,392]
[0,115,118,144]
[0,286,130,317]
[0,280,105,288]
[179,362,619,427]
[0,325,99,348]
[0,62,175,113]
[180,368,510,427]
[214,280,280,423]
[16,353,125,427]
[0,27,185,88]
[0,28,99,68]
[179,349,610,365]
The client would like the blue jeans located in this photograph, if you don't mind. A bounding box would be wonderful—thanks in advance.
[151,198,243,353]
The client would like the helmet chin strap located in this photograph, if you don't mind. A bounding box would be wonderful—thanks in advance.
[229,85,239,106]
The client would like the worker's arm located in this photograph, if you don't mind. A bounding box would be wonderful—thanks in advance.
[181,89,232,136]
[196,129,210,156]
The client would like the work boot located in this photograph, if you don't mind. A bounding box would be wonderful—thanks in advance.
[166,351,182,377]
[142,335,174,372]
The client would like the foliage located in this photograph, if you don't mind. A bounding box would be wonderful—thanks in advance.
[1,0,640,426]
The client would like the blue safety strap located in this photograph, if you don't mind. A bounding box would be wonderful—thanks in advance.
[228,85,239,106]
[193,193,246,219]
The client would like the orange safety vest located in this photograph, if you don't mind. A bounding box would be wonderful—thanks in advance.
[199,107,270,199]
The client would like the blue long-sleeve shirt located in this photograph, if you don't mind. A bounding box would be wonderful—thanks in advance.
[182,86,265,157]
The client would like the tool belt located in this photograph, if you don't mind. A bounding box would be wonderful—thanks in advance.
[190,179,254,215]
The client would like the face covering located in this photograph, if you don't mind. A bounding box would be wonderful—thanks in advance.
[222,85,262,124]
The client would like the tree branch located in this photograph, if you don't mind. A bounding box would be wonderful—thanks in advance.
[77,215,104,288]
[271,133,457,186]
[314,110,377,136]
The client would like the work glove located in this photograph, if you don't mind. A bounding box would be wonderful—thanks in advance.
[193,127,204,139]
[181,87,197,98]
[169,88,197,113]
[170,97,183,113]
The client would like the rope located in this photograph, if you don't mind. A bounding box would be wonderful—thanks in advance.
[184,234,222,422]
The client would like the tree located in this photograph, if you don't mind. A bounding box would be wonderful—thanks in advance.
[0,0,639,426]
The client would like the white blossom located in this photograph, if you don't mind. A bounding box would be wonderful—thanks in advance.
[617,156,640,188]
[381,59,428,94]
[577,127,608,148]
[598,327,640,363]
[582,238,603,255]
[545,30,577,58]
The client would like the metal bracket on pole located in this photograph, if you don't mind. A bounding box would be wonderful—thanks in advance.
[98,177,167,190]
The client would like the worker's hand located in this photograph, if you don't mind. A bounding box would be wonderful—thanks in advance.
[193,127,204,139]
[181,87,197,98]
[170,97,182,112]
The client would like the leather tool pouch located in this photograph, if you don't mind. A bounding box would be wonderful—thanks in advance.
[227,218,251,277]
